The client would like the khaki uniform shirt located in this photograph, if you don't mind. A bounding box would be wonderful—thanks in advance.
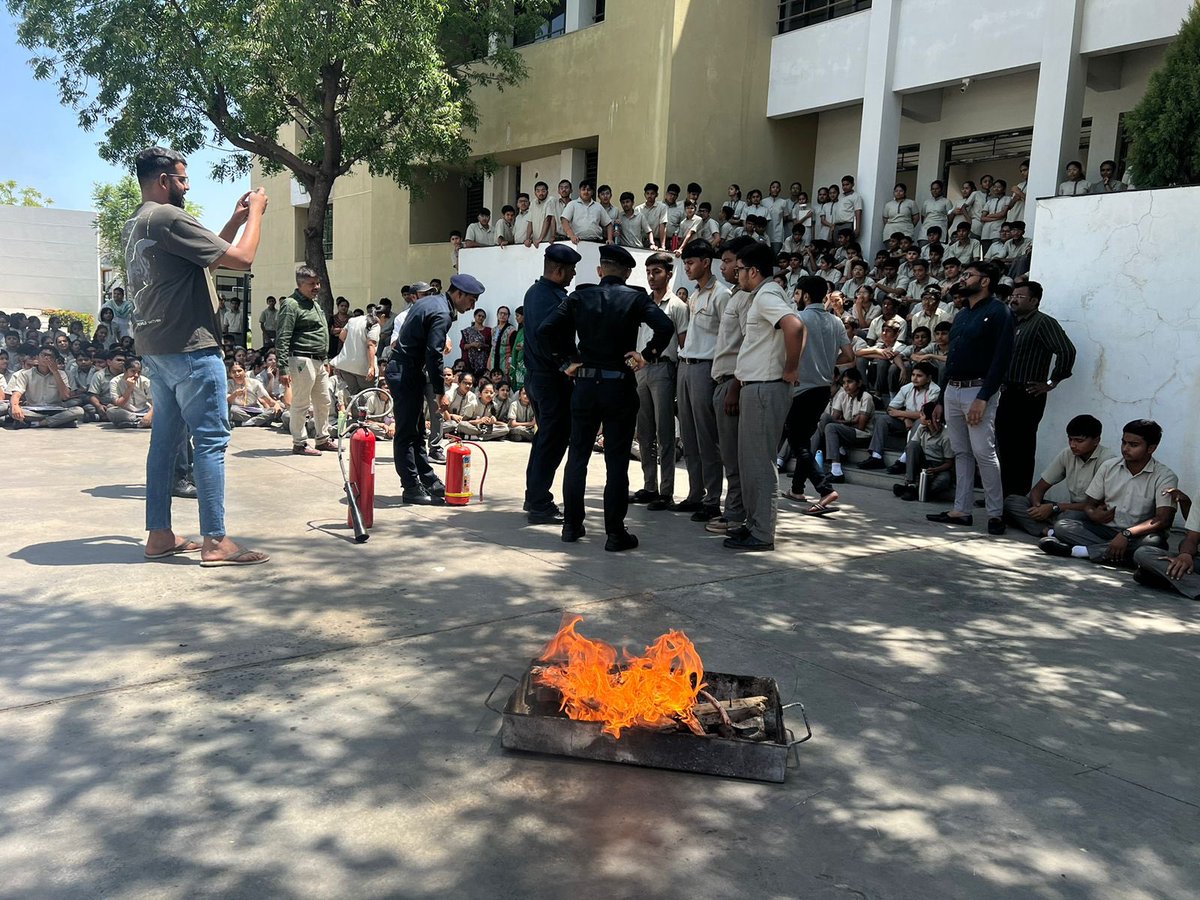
[734,280,798,383]
[465,223,496,246]
[1040,444,1117,502]
[711,289,751,381]
[561,198,610,242]
[9,367,69,406]
[638,294,689,363]
[680,279,731,361]
[616,211,649,249]
[1085,457,1178,529]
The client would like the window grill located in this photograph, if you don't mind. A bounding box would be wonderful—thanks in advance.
[778,0,872,35]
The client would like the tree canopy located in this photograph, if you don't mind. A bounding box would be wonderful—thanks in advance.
[8,0,554,307]
[0,179,53,206]
[1125,4,1200,187]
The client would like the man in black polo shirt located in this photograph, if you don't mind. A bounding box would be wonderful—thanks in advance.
[539,244,674,551]
[927,260,1014,534]
[995,280,1076,496]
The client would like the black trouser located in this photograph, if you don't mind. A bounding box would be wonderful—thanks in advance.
[387,362,436,490]
[787,386,835,497]
[524,371,573,513]
[563,375,638,535]
[995,384,1047,497]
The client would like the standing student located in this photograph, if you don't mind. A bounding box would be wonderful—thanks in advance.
[675,241,729,521]
[725,242,807,552]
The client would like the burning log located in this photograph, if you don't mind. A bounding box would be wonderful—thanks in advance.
[691,695,769,727]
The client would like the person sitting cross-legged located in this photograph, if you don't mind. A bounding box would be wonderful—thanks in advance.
[1132,490,1200,600]
[6,348,86,428]
[1039,419,1177,565]
[814,368,875,484]
[892,400,954,502]
[507,387,537,441]
[859,360,940,471]
[457,381,509,440]
[1003,414,1115,536]
[107,357,154,428]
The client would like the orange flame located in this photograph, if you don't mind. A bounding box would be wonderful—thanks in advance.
[534,614,705,738]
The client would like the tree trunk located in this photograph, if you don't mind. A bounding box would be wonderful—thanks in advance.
[303,177,335,320]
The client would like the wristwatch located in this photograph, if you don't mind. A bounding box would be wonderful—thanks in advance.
[1051,503,1061,516]
[1121,528,1133,539]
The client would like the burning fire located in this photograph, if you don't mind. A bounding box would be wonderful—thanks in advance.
[535,614,705,738]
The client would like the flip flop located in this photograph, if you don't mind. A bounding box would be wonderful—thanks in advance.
[199,549,271,568]
[780,491,812,503]
[802,504,840,516]
[144,539,202,559]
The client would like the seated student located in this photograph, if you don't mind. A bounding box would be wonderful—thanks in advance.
[814,252,841,286]
[1004,414,1115,537]
[784,252,809,294]
[872,257,909,303]
[840,259,875,305]
[717,204,740,242]
[901,325,934,378]
[813,368,876,483]
[507,386,536,441]
[1133,489,1200,599]
[925,243,946,280]
[837,317,868,376]
[67,347,101,421]
[228,361,283,427]
[856,323,908,399]
[1039,419,1177,564]
[782,222,807,254]
[920,225,944,256]
[492,380,514,426]
[0,351,11,419]
[892,400,955,501]
[866,296,908,343]
[107,357,153,428]
[456,382,509,440]
[442,373,478,435]
[896,246,922,283]
[939,257,964,295]
[6,347,85,428]
[840,242,865,280]
[946,222,982,264]
[859,360,941,470]
[843,284,880,336]
[984,223,1013,262]
[904,260,940,303]
[909,287,954,335]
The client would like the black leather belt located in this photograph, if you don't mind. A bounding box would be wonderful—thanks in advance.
[679,357,712,365]
[292,352,327,360]
[714,373,735,384]
[575,367,627,380]
[948,378,983,388]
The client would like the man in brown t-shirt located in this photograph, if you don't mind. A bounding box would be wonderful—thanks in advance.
[122,146,270,566]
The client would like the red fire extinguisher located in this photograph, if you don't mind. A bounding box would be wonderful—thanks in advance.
[348,426,376,528]
[445,438,489,506]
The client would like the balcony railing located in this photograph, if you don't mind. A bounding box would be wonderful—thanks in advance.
[777,0,872,34]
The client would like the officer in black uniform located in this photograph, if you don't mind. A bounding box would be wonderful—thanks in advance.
[386,273,485,504]
[522,243,582,524]
[539,244,674,551]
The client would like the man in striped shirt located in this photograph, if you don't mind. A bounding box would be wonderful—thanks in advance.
[995,281,1077,496]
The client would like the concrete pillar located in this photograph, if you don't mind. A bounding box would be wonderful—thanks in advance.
[1087,108,1122,182]
[855,0,903,255]
[483,165,519,215]
[560,148,588,190]
[1026,0,1087,236]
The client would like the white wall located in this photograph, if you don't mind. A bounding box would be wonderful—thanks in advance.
[767,0,1187,117]
[812,106,864,194]
[1030,186,1200,491]
[0,207,99,316]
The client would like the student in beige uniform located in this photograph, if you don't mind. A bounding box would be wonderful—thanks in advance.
[526,181,553,247]
[725,241,806,552]
[6,347,86,428]
[1133,495,1200,599]
[1040,419,1177,564]
[507,387,536,441]
[1003,414,1114,536]
[109,358,154,427]
[633,253,689,510]
[635,183,668,251]
[463,209,497,247]
[615,192,650,249]
[560,180,612,244]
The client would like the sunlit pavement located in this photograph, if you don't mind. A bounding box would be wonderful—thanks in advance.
[2,425,1198,898]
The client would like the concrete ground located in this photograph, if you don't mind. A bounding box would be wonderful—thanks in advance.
[1,424,1197,900]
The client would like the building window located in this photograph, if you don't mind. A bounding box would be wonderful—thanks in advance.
[585,149,599,187]
[896,144,920,175]
[594,0,605,22]
[514,0,567,47]
[778,0,872,35]
[323,203,334,260]
[465,175,484,227]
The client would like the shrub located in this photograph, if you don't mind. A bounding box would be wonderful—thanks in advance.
[43,308,96,336]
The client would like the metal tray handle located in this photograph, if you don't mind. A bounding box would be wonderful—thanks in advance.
[782,700,813,755]
[484,673,519,714]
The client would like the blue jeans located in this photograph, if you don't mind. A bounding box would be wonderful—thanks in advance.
[143,348,230,536]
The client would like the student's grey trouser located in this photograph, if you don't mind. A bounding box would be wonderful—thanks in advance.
[1132,545,1200,599]
[736,381,791,542]
[1052,517,1167,563]
[712,378,744,524]
[677,358,722,506]
[635,359,677,498]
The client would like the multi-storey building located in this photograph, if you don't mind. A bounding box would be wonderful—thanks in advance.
[250,0,1190,301]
